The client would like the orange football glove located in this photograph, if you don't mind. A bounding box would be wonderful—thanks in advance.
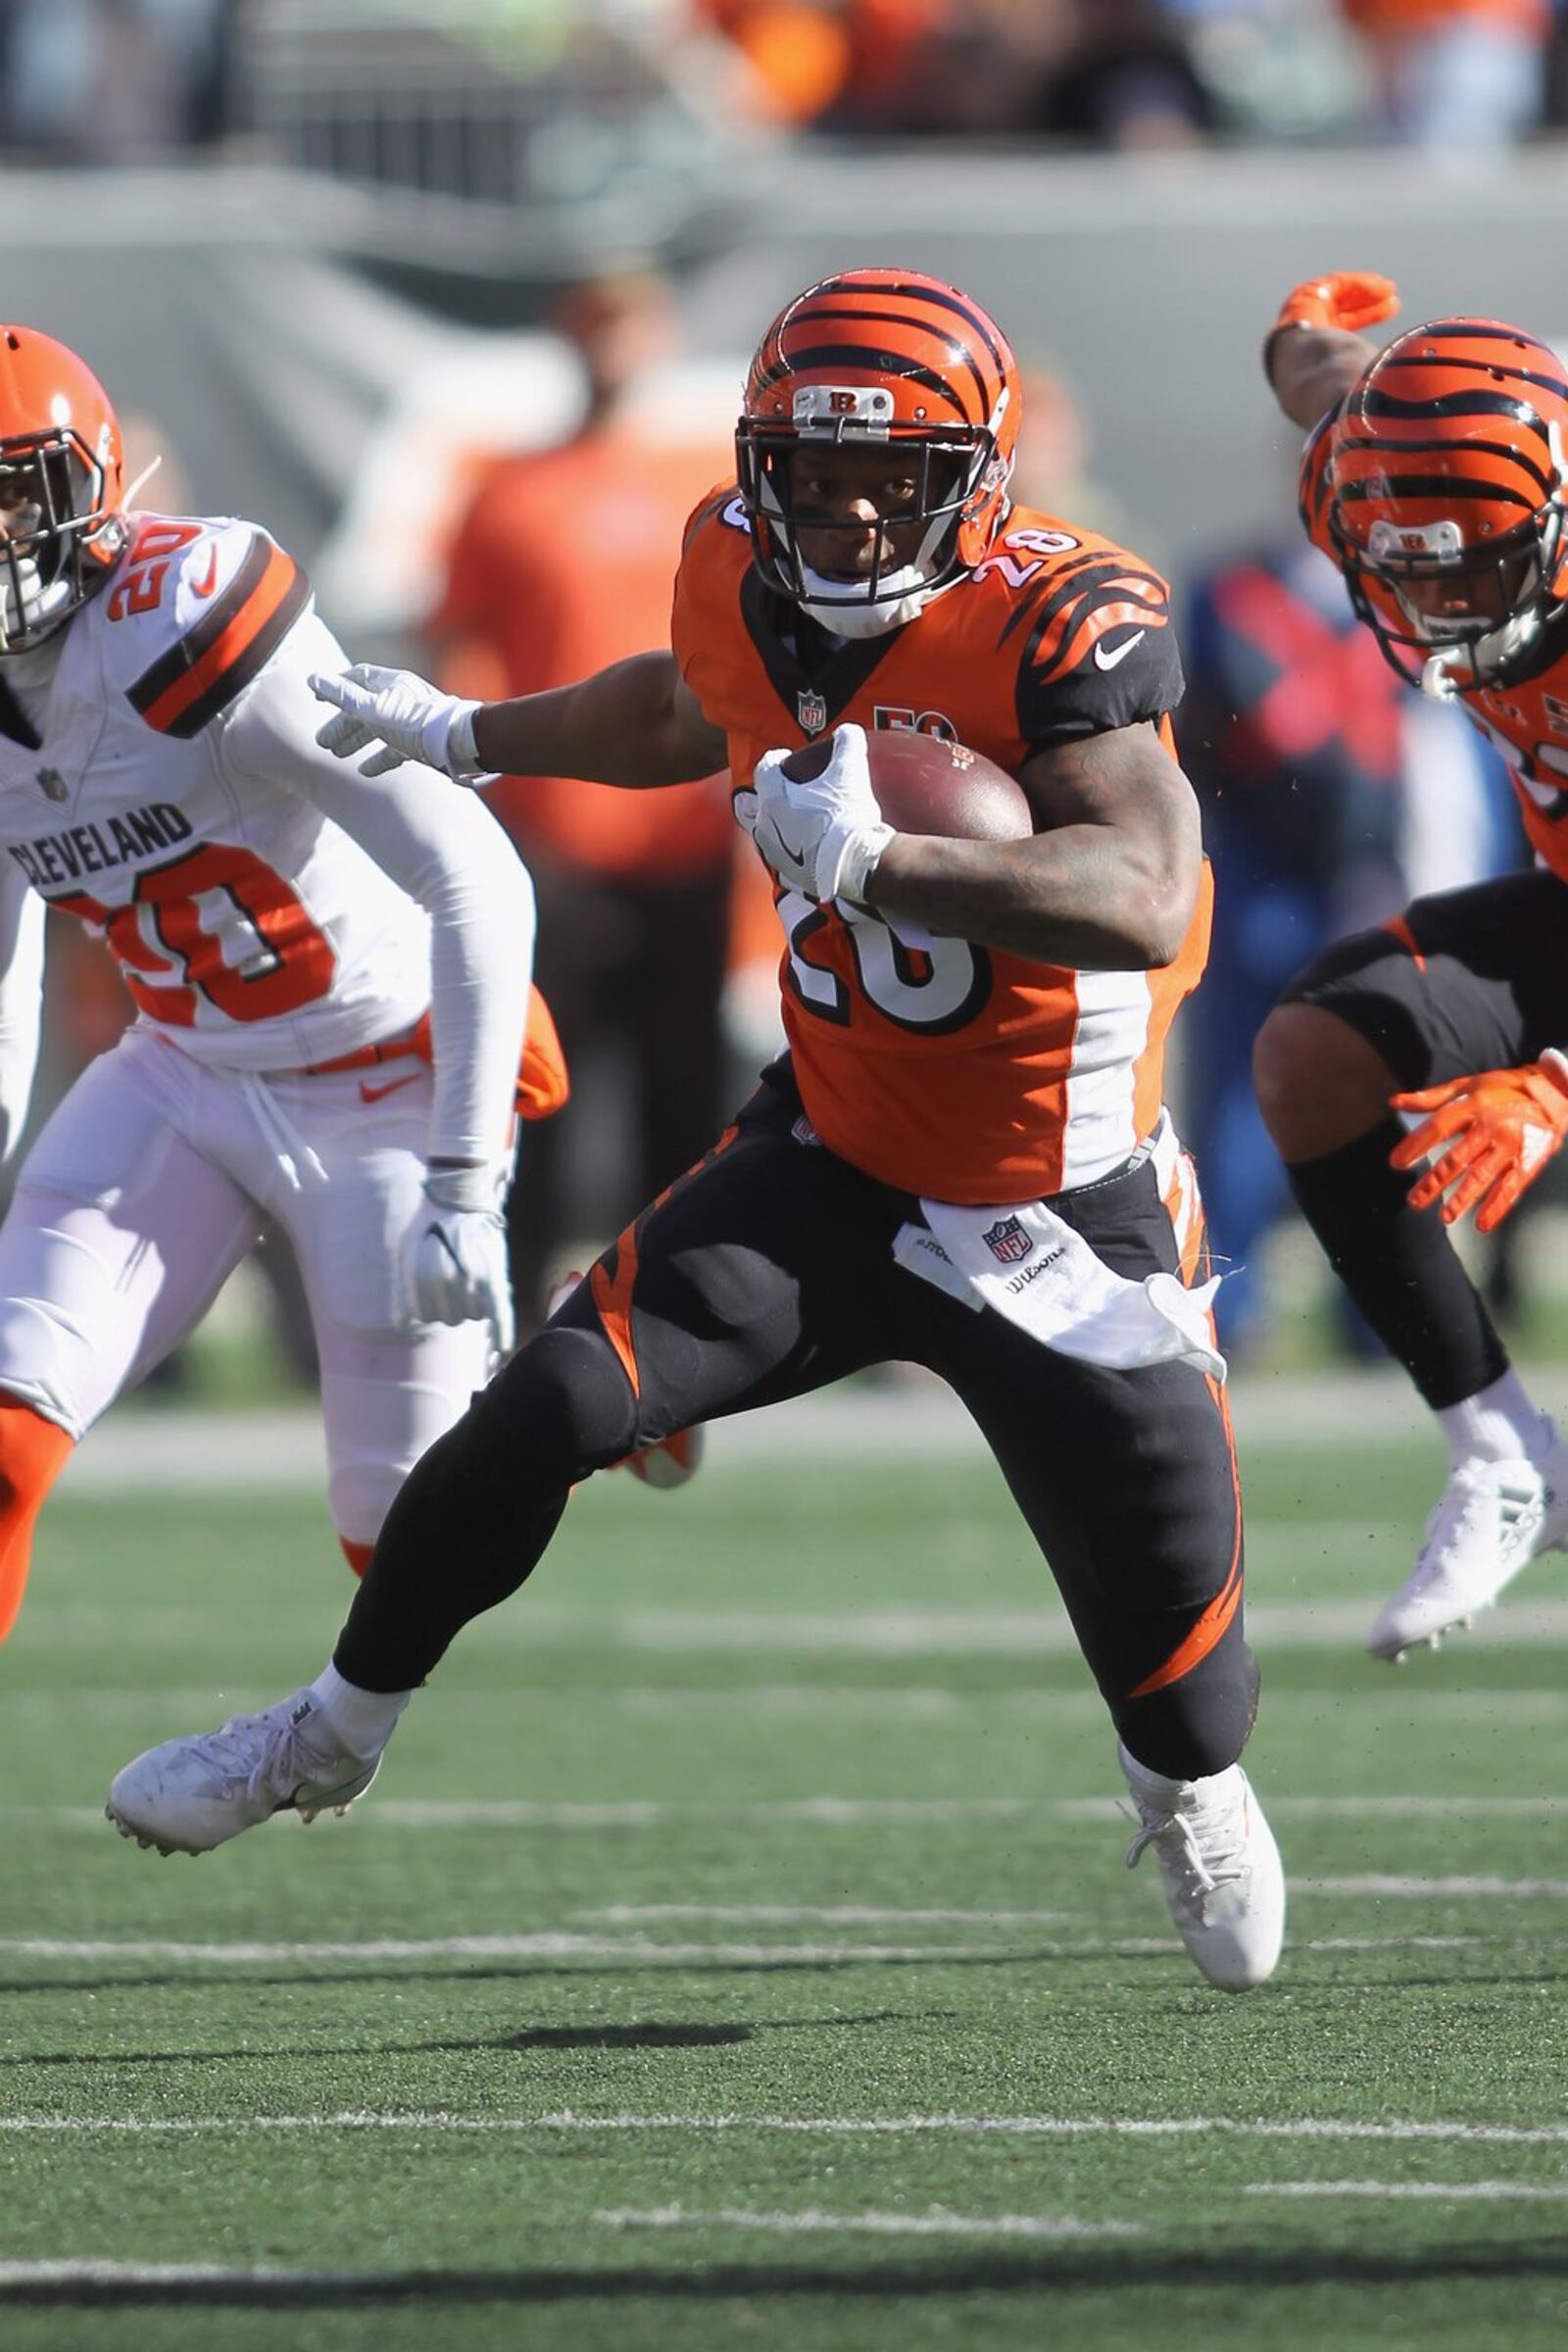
[1390,1052,1568,1233]
[1264,272,1399,386]
[1272,272,1400,338]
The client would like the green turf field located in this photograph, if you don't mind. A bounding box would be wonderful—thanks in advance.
[2,1412,1566,2351]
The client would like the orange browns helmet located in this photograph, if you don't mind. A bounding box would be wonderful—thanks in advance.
[735,267,1020,631]
[1323,317,1568,692]
[0,324,126,655]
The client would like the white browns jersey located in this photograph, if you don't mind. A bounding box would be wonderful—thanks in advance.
[0,514,433,1074]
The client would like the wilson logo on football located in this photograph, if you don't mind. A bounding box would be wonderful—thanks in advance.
[982,1216,1033,1265]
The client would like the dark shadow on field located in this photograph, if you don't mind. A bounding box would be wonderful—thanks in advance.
[411,2008,947,2057]
[4,2243,1568,2310]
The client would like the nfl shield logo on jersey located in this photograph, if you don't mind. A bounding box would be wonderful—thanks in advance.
[982,1215,1033,1265]
[35,766,68,804]
[797,688,828,735]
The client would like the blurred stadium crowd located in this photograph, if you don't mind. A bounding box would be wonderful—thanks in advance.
[5,1,1568,164]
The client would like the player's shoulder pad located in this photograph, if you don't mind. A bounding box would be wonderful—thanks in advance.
[680,481,745,556]
[671,485,752,671]
[102,514,313,741]
[994,515,1182,741]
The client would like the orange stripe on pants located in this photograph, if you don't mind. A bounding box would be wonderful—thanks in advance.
[1127,1376,1243,1698]
[587,1124,742,1404]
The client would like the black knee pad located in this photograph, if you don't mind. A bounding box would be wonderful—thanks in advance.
[480,1325,641,1480]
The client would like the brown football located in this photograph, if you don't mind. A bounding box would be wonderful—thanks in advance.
[781,727,1032,841]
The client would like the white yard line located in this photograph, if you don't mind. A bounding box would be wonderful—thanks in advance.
[1247,2180,1568,2203]
[0,2210,1139,2283]
[2,1931,1565,1966]
[1292,1876,1568,1898]
[38,1792,1568,1833]
[584,1886,1568,1923]
[0,2112,1565,2145]
[583,1906,1069,1927]
[24,1599,1568,1650]
[13,1685,1568,1726]
[0,2261,369,2286]
[0,1934,1031,1966]
[592,2205,1140,2240]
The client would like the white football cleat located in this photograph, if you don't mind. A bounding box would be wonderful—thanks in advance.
[105,1689,380,1857]
[1367,1433,1568,1663]
[1120,1746,1285,1991]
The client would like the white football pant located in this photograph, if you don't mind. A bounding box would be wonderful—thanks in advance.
[0,1026,496,1552]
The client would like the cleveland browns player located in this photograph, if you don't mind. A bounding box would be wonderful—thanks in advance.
[1254,273,1568,1661]
[0,322,568,1638]
[109,269,1284,1993]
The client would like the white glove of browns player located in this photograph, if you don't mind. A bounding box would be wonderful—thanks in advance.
[311,663,497,784]
[397,1162,515,1360]
[736,722,895,906]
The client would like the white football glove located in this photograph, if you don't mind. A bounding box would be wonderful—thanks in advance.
[736,722,895,906]
[396,1162,515,1359]
[311,663,496,784]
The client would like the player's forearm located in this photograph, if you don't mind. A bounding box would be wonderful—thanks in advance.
[471,653,718,788]
[1268,326,1376,431]
[865,828,1198,970]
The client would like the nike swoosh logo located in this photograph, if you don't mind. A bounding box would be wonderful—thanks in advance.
[190,545,220,600]
[773,824,810,867]
[1094,629,1146,671]
[359,1072,422,1104]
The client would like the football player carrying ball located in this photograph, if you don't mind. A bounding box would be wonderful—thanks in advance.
[111,270,1284,1993]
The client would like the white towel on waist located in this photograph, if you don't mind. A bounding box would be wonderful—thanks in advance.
[904,1159,1224,1383]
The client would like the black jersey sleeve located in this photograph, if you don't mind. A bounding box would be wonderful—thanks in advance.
[1010,552,1185,748]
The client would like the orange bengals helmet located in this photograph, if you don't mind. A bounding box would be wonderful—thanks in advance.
[1324,318,1568,691]
[735,267,1020,632]
[0,325,126,654]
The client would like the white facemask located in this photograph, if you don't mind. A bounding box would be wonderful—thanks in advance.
[0,555,75,653]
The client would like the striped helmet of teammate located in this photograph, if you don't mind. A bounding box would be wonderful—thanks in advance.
[0,325,127,654]
[1324,317,1568,692]
[735,267,1021,634]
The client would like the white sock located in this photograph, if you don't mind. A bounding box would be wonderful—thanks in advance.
[1437,1374,1553,1469]
[1118,1741,1221,1808]
[309,1662,413,1758]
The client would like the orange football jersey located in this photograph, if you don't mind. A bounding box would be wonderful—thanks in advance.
[671,488,1208,1203]
[1299,413,1568,885]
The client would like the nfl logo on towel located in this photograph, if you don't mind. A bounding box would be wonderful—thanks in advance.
[797,688,827,735]
[982,1216,1033,1265]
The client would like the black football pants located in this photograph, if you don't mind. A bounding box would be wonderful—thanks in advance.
[338,1067,1255,1782]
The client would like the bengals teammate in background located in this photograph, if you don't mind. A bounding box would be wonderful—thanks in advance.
[111,270,1285,1994]
[0,322,567,1637]
[1255,273,1568,1660]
